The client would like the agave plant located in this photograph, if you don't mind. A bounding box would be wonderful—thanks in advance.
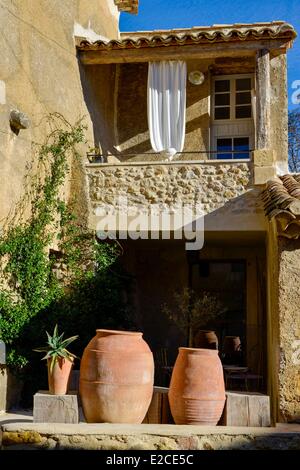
[34,324,78,373]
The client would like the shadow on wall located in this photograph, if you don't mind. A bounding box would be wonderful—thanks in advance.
[78,59,211,161]
[78,61,117,158]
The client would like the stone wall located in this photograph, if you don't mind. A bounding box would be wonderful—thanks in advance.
[88,162,251,214]
[277,237,300,422]
[87,161,269,233]
[0,0,119,222]
[270,53,288,172]
[112,53,288,168]
[1,423,300,450]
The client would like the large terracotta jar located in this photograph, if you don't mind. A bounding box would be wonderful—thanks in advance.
[168,348,225,425]
[79,329,154,423]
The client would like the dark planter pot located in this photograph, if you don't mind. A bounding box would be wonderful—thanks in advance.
[193,330,218,350]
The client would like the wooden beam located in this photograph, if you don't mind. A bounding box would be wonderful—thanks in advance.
[78,39,289,65]
[256,49,271,149]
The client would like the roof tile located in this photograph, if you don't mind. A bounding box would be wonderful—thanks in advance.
[77,21,296,51]
[262,174,300,238]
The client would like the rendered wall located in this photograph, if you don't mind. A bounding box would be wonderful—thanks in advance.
[115,59,212,161]
[277,237,300,422]
[0,0,119,222]
[269,53,288,172]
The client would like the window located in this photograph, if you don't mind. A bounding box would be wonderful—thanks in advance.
[216,137,250,160]
[214,79,231,120]
[213,76,252,121]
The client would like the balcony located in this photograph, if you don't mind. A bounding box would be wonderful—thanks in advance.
[87,154,256,212]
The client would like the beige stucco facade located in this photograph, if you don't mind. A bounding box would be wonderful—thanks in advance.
[0,1,299,425]
[0,0,119,222]
[80,21,299,424]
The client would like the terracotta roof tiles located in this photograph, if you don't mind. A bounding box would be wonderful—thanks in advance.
[77,21,296,51]
[262,174,300,238]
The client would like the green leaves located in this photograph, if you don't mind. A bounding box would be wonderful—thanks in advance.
[34,324,78,372]
[0,116,86,367]
[0,114,133,387]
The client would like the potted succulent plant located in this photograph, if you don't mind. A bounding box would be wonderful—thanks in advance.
[34,325,78,395]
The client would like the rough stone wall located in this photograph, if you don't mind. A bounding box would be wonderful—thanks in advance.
[0,0,119,222]
[270,53,288,171]
[88,162,251,213]
[277,237,300,422]
[2,426,300,450]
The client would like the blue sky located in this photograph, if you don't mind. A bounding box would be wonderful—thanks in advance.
[120,0,300,110]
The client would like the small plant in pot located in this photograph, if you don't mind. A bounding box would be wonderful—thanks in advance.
[34,325,78,395]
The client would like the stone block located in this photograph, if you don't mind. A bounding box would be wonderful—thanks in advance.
[0,366,7,412]
[253,165,276,185]
[9,109,30,131]
[252,149,275,167]
[0,366,23,412]
[33,391,79,424]
[220,391,271,427]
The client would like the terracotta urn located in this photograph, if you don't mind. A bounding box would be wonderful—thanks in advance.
[168,348,225,425]
[79,329,154,423]
[193,330,218,350]
[48,357,73,395]
[223,336,241,354]
[222,336,242,365]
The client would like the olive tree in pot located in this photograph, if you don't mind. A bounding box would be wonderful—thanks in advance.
[162,288,227,348]
[34,325,78,395]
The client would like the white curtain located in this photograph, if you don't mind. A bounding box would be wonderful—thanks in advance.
[147,61,187,160]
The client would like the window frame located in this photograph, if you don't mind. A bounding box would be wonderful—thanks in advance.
[212,74,254,123]
[215,136,251,160]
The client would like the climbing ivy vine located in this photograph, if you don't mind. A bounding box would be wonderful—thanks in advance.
[0,115,133,375]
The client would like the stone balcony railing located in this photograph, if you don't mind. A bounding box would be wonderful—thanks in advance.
[86,160,252,214]
[86,159,269,233]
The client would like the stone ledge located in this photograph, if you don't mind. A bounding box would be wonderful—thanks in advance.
[1,423,300,450]
[2,422,300,436]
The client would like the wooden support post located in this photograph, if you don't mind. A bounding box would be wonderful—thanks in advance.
[256,49,271,149]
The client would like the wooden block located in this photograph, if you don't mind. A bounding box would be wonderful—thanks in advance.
[143,386,173,424]
[33,391,79,424]
[220,391,271,427]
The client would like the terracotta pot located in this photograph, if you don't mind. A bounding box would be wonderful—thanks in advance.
[222,336,242,365]
[48,357,73,395]
[193,330,218,350]
[168,348,225,425]
[79,329,154,423]
[223,336,241,354]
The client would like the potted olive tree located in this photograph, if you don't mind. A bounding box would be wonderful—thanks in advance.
[162,288,226,348]
[34,325,78,395]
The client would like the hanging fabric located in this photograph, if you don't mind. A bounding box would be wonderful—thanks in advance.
[147,60,187,160]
